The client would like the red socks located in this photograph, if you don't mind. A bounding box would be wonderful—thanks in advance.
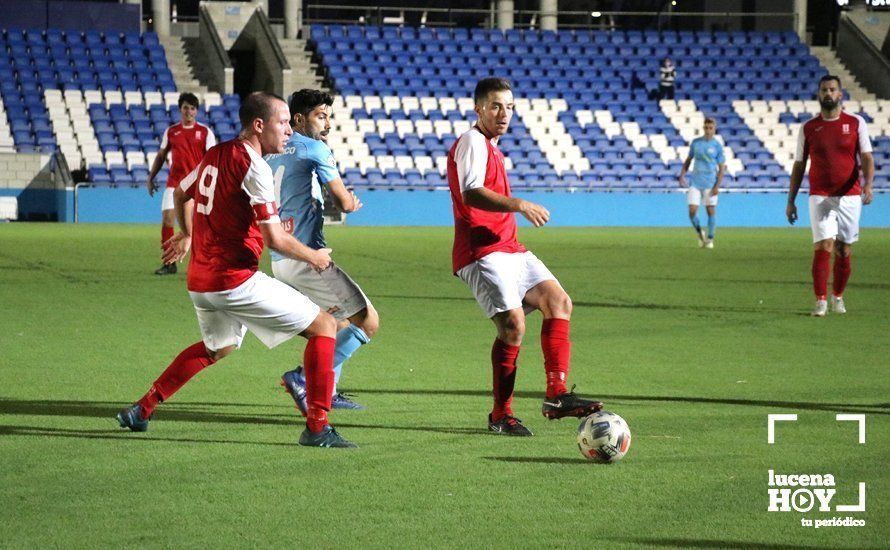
[490,339,520,422]
[812,250,830,300]
[161,225,174,248]
[303,335,336,433]
[138,341,216,416]
[832,254,851,298]
[542,318,571,399]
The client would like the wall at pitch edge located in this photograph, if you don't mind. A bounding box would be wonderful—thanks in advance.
[75,189,890,228]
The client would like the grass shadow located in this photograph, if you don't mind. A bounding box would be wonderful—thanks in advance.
[483,456,593,465]
[611,537,836,550]
[0,424,295,447]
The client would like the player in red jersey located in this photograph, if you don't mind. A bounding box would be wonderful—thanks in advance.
[118,92,355,448]
[447,78,604,436]
[146,92,216,276]
[787,75,874,317]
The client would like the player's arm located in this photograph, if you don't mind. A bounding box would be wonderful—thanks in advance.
[455,131,549,227]
[162,169,196,264]
[712,163,725,195]
[787,161,806,225]
[787,125,808,224]
[861,152,874,205]
[260,221,331,272]
[678,156,692,187]
[858,118,874,205]
[146,143,170,197]
[325,178,362,213]
[463,187,549,227]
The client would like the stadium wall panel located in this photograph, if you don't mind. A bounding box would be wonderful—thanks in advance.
[0,153,72,221]
[0,0,141,32]
[74,189,890,228]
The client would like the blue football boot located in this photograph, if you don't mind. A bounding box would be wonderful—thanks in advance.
[281,366,308,416]
[331,392,365,410]
[116,404,150,432]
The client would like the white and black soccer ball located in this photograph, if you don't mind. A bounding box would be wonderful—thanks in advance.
[577,411,631,463]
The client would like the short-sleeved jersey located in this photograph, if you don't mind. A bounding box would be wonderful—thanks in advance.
[795,111,872,196]
[447,127,526,273]
[179,139,280,293]
[161,122,217,189]
[264,132,340,258]
[687,137,725,187]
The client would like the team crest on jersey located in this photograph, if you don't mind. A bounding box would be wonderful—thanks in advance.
[196,130,203,139]
[842,124,850,135]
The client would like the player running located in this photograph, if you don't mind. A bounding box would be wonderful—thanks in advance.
[447,77,603,437]
[117,92,356,448]
[146,92,216,275]
[787,75,874,317]
[679,118,725,248]
[265,89,379,413]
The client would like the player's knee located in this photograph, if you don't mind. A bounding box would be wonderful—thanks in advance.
[208,345,236,362]
[547,290,572,318]
[501,312,525,342]
[835,243,851,258]
[315,311,338,337]
[356,306,379,338]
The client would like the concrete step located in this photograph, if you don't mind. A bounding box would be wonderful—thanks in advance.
[810,46,877,102]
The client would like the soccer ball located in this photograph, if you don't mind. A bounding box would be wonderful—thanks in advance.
[577,411,631,463]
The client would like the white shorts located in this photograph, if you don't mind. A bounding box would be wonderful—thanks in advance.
[271,259,372,321]
[189,271,321,351]
[457,251,558,318]
[687,186,718,206]
[161,187,175,211]
[809,195,861,244]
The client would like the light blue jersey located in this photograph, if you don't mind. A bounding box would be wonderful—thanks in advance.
[264,132,340,259]
[687,137,725,188]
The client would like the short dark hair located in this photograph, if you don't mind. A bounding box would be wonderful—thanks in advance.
[819,74,842,88]
[178,92,199,109]
[239,91,285,130]
[473,77,512,104]
[288,89,334,117]
[704,117,716,125]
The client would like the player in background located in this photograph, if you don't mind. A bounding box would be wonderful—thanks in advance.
[146,92,216,275]
[266,89,378,413]
[787,75,874,317]
[447,77,603,437]
[117,92,356,448]
[679,118,725,248]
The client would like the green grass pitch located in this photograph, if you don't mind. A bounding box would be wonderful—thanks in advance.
[0,223,887,548]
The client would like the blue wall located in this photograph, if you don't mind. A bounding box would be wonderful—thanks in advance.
[1,188,73,222]
[74,188,890,227]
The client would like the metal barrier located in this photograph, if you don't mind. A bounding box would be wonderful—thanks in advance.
[304,5,796,32]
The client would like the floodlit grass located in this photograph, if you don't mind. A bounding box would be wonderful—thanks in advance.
[1,223,887,548]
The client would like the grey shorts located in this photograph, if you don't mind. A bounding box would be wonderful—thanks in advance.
[271,258,372,320]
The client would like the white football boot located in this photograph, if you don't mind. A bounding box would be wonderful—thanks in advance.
[811,299,828,317]
[830,295,846,314]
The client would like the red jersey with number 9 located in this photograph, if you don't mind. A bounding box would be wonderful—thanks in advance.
[179,139,280,292]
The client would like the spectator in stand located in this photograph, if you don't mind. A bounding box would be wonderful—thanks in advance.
[659,57,676,100]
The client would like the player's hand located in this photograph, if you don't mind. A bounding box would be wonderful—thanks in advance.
[786,202,798,225]
[162,232,191,264]
[711,186,720,196]
[678,173,687,187]
[147,179,158,197]
[863,186,873,205]
[348,191,363,213]
[518,200,550,227]
[308,248,332,272]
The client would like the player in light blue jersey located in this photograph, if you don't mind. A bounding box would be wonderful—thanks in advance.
[679,118,725,248]
[265,89,379,412]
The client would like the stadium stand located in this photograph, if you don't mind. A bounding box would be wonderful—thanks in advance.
[1,24,887,190]
[0,27,240,186]
[310,25,890,191]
